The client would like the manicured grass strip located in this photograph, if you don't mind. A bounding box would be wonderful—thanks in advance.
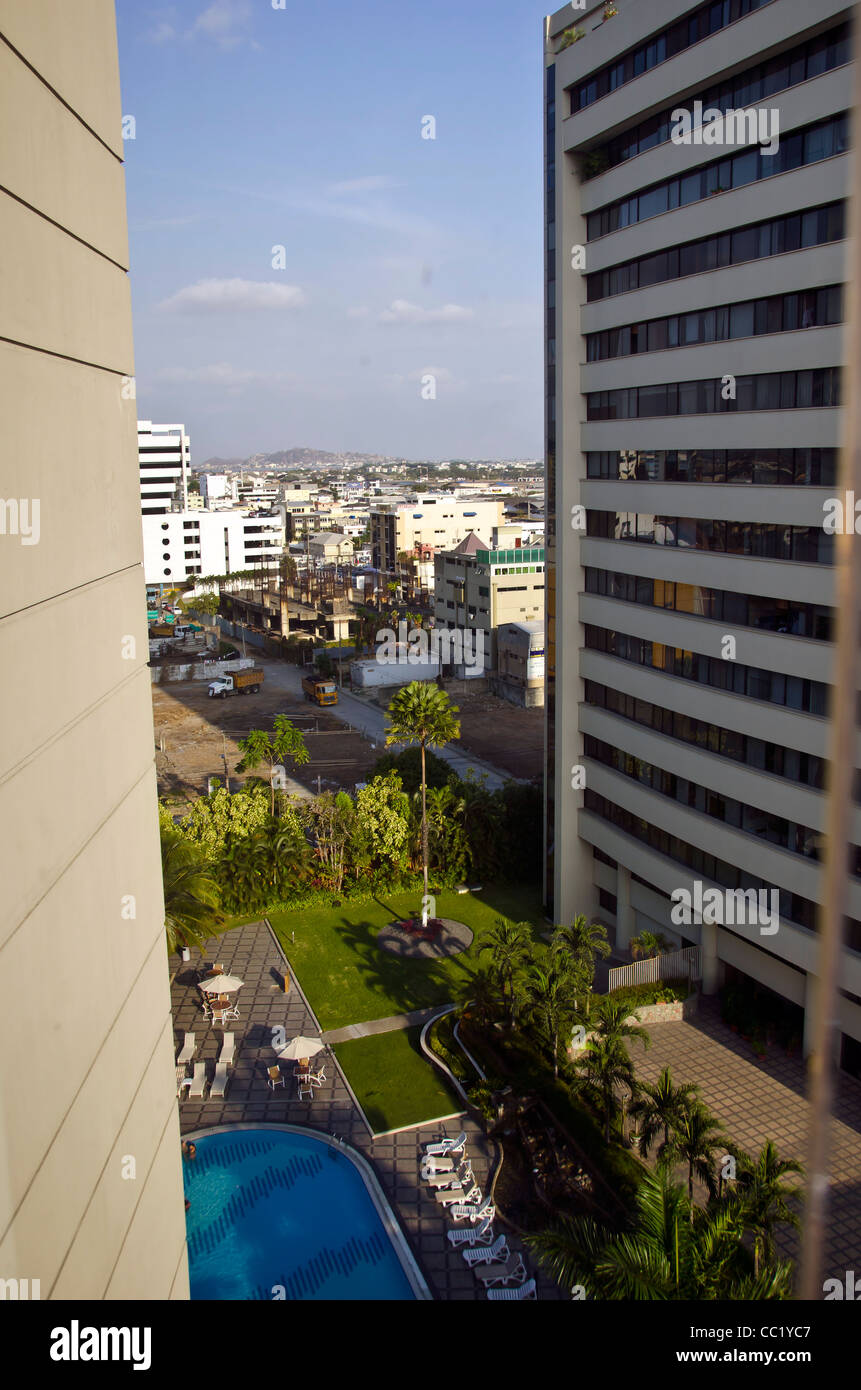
[268,885,546,1031]
[333,1026,461,1135]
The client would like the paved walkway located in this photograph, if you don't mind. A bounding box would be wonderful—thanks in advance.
[171,919,562,1300]
[322,1006,445,1045]
[634,997,861,1282]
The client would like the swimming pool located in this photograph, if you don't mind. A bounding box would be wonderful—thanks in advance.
[182,1127,424,1300]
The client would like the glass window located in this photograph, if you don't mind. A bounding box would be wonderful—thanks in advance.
[730,302,754,337]
[732,149,758,189]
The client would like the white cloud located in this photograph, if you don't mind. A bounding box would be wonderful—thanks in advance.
[158,278,306,313]
[149,21,177,43]
[378,300,473,326]
[190,0,251,44]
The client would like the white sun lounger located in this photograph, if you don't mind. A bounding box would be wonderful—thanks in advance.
[475,1253,527,1288]
[463,1233,509,1266]
[176,1033,195,1065]
[451,1194,495,1224]
[425,1163,472,1190]
[187,1062,207,1098]
[448,1215,494,1248]
[435,1182,481,1208]
[424,1131,466,1158]
[209,1062,229,1099]
[219,1032,235,1066]
[487,1277,537,1301]
[421,1152,456,1174]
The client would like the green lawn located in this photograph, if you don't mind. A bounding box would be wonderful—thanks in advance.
[334,1027,461,1134]
[268,884,546,1031]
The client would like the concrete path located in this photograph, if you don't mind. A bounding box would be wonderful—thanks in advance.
[322,1005,447,1045]
[243,654,511,791]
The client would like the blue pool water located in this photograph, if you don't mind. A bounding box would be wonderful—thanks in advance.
[183,1129,416,1300]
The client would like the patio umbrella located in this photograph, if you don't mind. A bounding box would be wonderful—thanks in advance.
[275,1035,323,1061]
[200,974,244,993]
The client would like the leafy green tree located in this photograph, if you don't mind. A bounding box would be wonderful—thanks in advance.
[574,1033,639,1144]
[161,830,223,955]
[525,1168,792,1300]
[236,715,310,816]
[631,930,672,959]
[253,813,310,898]
[352,772,412,881]
[552,914,610,1019]
[169,784,270,861]
[217,836,267,914]
[659,1102,729,1220]
[525,955,581,1078]
[478,918,533,1030]
[424,784,470,885]
[372,745,451,796]
[628,1065,701,1157]
[301,790,355,892]
[385,682,460,923]
[730,1140,803,1277]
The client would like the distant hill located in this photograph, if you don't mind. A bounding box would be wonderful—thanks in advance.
[196,447,397,472]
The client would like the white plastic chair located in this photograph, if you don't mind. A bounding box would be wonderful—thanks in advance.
[176,1033,195,1065]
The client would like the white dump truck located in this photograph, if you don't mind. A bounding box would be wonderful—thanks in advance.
[207,669,264,699]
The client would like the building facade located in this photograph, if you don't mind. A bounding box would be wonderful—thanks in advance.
[0,0,188,1296]
[138,420,190,515]
[370,495,505,579]
[434,535,545,668]
[544,0,861,1066]
[142,508,286,585]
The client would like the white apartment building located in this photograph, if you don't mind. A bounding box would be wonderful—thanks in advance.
[142,509,285,584]
[371,495,505,580]
[544,0,859,1066]
[200,472,236,507]
[434,534,546,667]
[138,420,190,514]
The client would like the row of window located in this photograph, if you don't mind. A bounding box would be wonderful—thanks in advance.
[570,0,772,112]
[586,367,841,420]
[584,679,826,792]
[586,512,834,565]
[585,448,838,487]
[585,285,842,362]
[584,734,829,864]
[585,201,845,303]
[587,114,848,242]
[584,624,829,716]
[583,790,861,947]
[585,568,832,641]
[583,22,849,173]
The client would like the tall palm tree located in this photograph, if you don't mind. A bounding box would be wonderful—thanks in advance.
[573,1033,639,1143]
[525,1167,793,1300]
[385,682,460,924]
[631,929,672,960]
[659,1102,729,1221]
[478,918,533,1030]
[525,955,580,1077]
[592,996,651,1055]
[161,831,223,956]
[628,1066,701,1157]
[731,1140,804,1277]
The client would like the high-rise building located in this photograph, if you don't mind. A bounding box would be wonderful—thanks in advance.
[138,420,190,515]
[0,1,188,1295]
[544,0,861,1068]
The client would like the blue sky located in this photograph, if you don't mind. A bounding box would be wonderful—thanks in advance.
[116,0,551,463]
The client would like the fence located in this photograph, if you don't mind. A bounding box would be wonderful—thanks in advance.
[608,946,700,993]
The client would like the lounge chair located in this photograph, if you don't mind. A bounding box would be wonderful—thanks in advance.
[448,1216,494,1248]
[424,1163,472,1190]
[425,1131,466,1158]
[187,1062,207,1099]
[436,1183,481,1208]
[219,1033,235,1066]
[267,1065,285,1091]
[487,1278,537,1301]
[475,1253,527,1288]
[463,1234,509,1267]
[297,1078,313,1100]
[450,1194,495,1224]
[209,1062,230,1099]
[176,1033,195,1065]
[421,1152,455,1174]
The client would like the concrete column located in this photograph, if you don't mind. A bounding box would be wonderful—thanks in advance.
[700,919,720,995]
[803,970,841,1062]
[616,864,634,954]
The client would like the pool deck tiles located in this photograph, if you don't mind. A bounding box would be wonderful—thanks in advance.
[172,918,564,1301]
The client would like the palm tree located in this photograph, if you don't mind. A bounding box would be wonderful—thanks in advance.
[573,1033,639,1143]
[731,1140,803,1277]
[659,1102,729,1220]
[525,955,580,1078]
[456,964,501,1029]
[161,831,223,956]
[628,1066,701,1157]
[217,836,267,914]
[630,930,672,960]
[385,681,460,924]
[552,914,611,1019]
[478,918,533,1030]
[592,996,651,1055]
[525,1167,793,1300]
[254,817,311,896]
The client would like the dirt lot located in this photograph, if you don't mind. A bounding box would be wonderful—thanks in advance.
[450,689,544,782]
[152,680,381,805]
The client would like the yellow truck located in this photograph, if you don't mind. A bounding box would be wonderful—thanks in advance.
[302,674,338,706]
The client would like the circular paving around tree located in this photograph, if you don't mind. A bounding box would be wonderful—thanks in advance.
[377,917,473,959]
